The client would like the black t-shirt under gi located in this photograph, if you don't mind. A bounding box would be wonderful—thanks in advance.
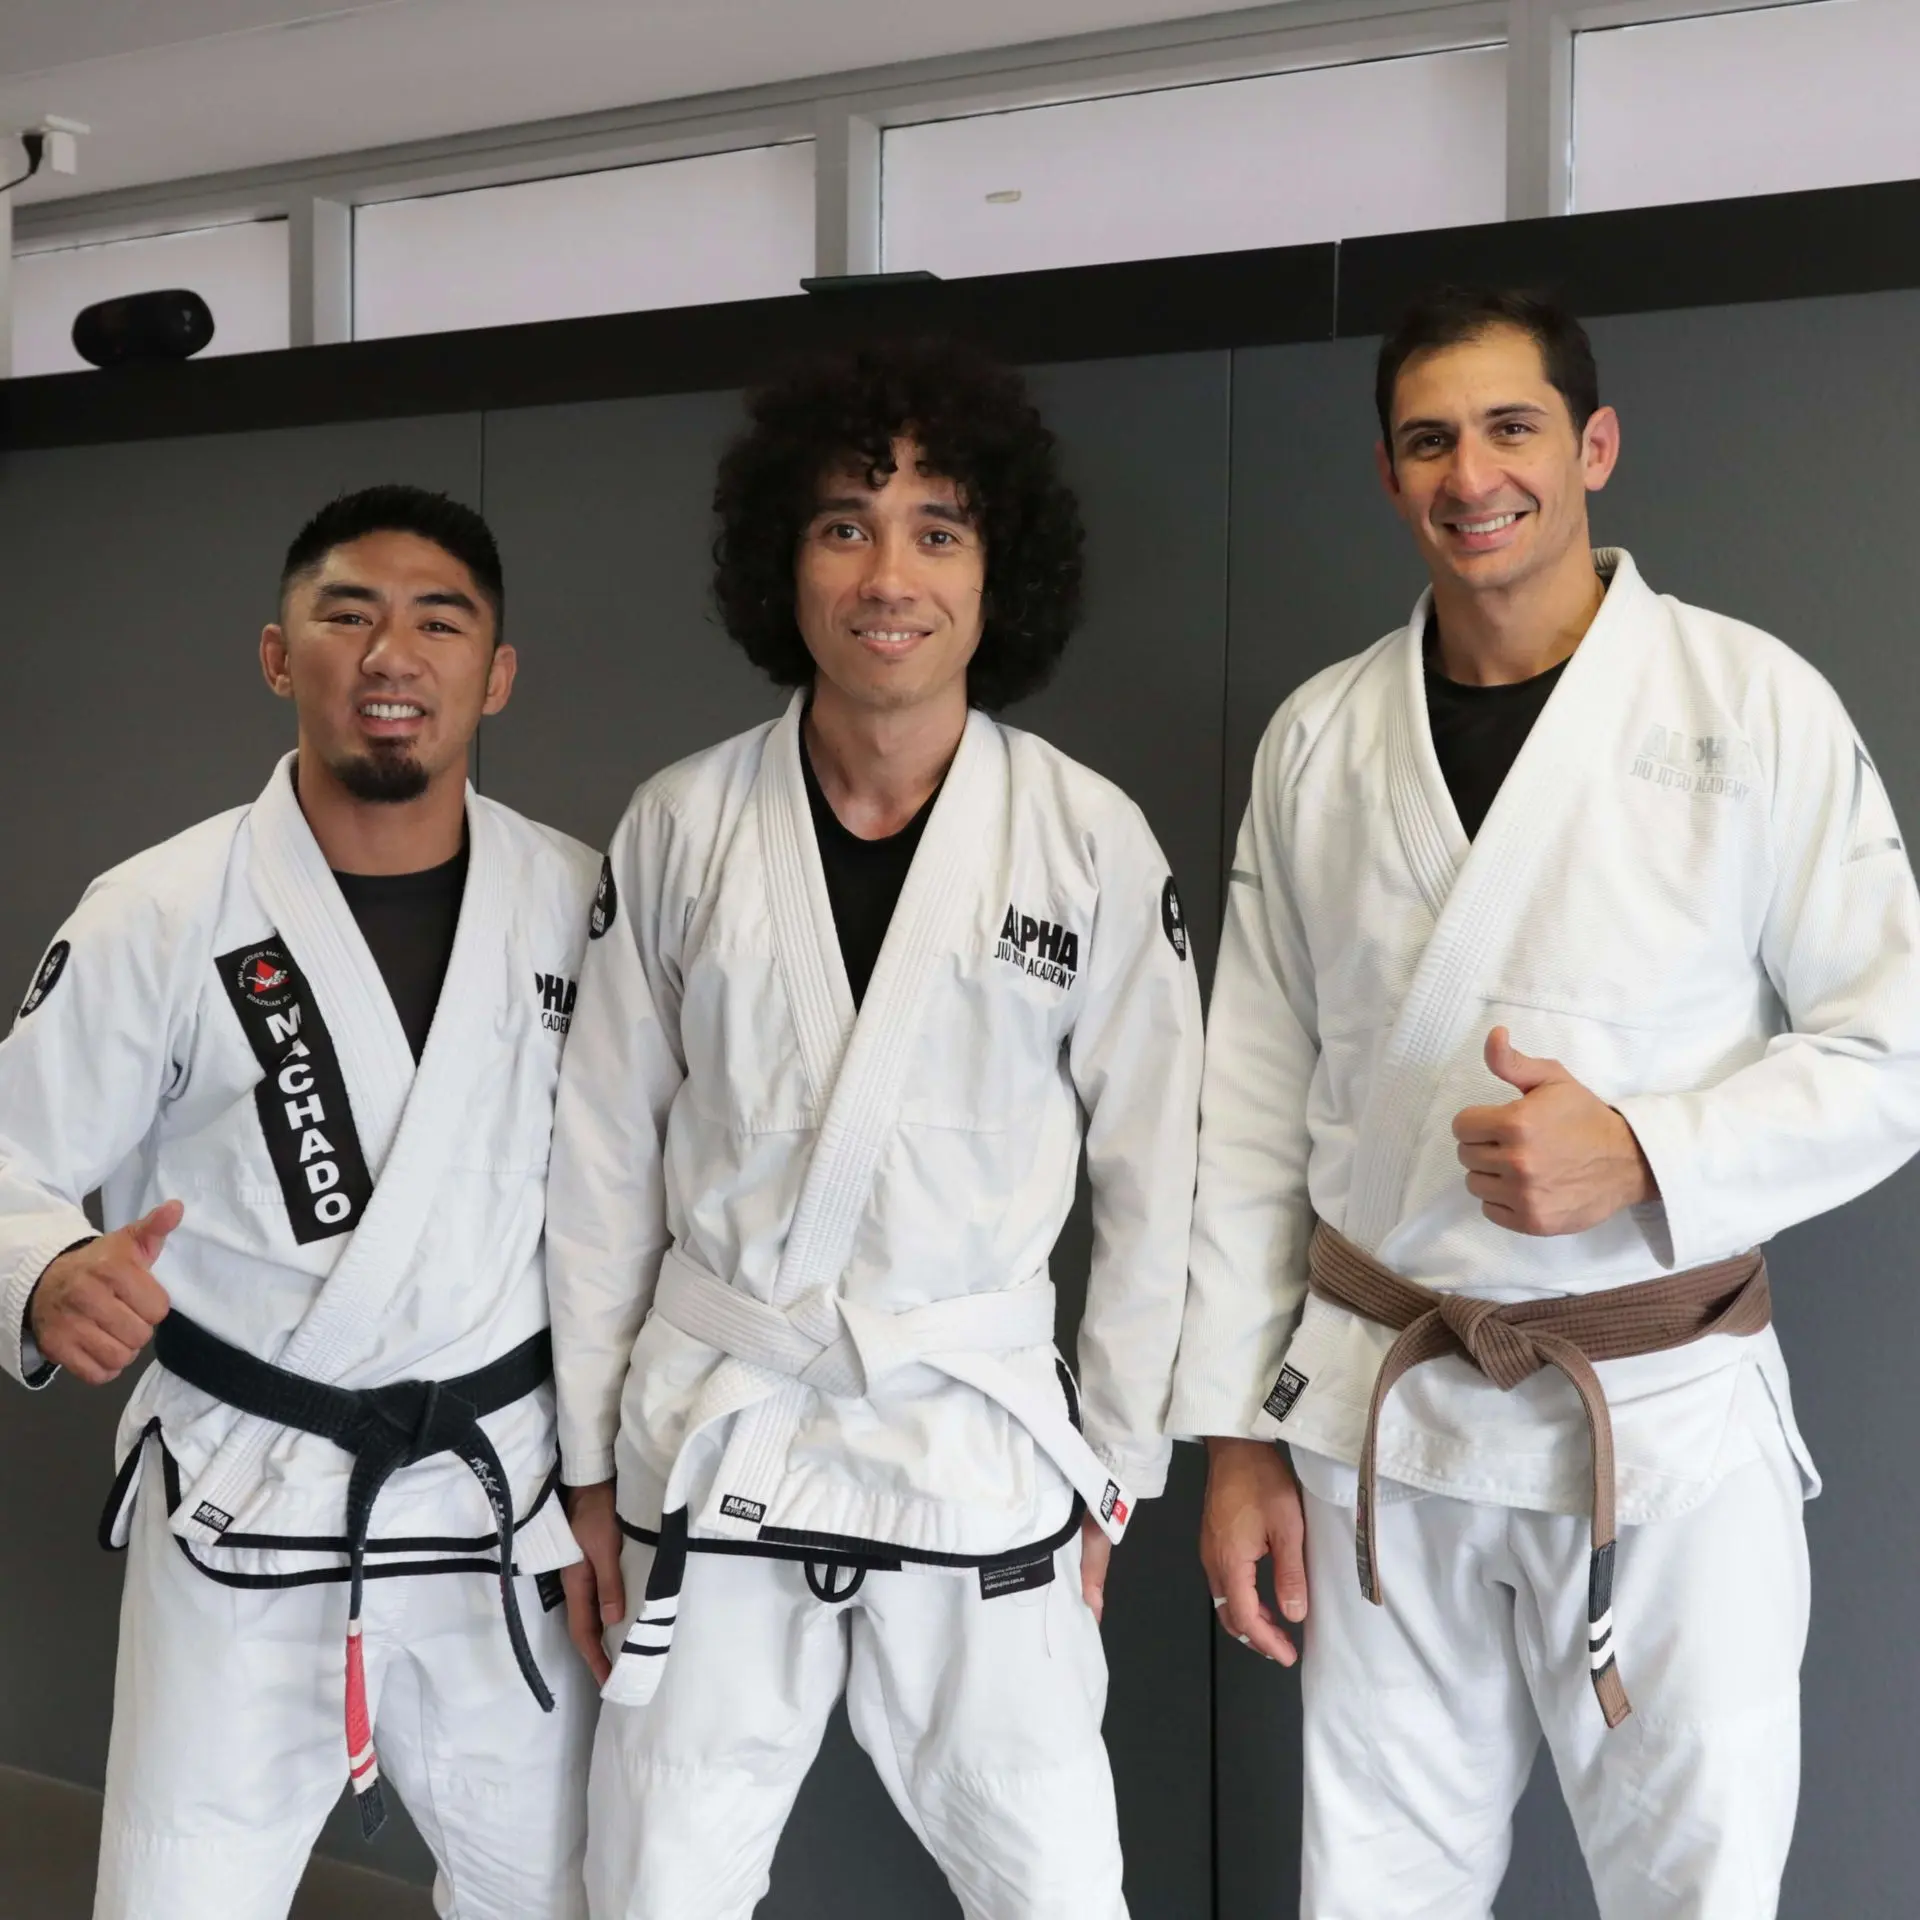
[1423,628,1569,841]
[331,844,470,1060]
[800,734,939,1008]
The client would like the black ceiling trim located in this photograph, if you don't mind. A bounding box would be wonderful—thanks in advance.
[4,176,1918,452]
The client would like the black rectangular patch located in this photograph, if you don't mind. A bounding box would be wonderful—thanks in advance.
[719,1494,766,1524]
[1263,1364,1310,1424]
[217,937,374,1246]
[536,1570,567,1614]
[191,1501,233,1534]
[979,1553,1056,1600]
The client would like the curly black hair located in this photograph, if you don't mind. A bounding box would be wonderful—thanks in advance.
[711,339,1085,711]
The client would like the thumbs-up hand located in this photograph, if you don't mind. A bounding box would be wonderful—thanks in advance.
[1451,1029,1657,1237]
[27,1200,180,1385]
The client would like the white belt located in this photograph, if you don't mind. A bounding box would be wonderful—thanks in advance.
[602,1247,1135,1706]
[651,1247,1131,1539]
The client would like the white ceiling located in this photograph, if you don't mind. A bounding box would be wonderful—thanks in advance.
[0,0,1283,206]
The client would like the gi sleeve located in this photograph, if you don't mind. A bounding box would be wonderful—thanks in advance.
[546,792,686,1486]
[1617,674,1920,1268]
[0,876,192,1387]
[1166,712,1322,1440]
[1066,799,1205,1501]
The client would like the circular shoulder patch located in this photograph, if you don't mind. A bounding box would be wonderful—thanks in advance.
[1161,878,1189,962]
[589,855,618,940]
[19,939,71,1018]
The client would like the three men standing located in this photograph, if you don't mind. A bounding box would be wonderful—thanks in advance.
[4,296,1917,1920]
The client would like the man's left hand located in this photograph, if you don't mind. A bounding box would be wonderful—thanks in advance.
[1080,1512,1113,1624]
[1452,1027,1657,1236]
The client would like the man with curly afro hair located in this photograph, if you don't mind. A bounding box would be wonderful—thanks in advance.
[546,339,1205,1917]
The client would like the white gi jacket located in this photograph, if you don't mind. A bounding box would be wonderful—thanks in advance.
[548,693,1203,1571]
[1170,550,1920,1522]
[0,755,596,1578]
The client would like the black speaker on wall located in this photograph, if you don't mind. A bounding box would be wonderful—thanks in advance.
[71,289,215,369]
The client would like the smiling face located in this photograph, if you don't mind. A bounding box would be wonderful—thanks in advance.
[260,530,514,804]
[792,439,987,717]
[1379,322,1619,600]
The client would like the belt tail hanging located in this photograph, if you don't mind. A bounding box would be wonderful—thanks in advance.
[604,1505,688,1707]
[345,1618,387,1838]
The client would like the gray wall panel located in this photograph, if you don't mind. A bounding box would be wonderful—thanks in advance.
[0,414,484,1888]
[1221,291,1920,1917]
[480,352,1228,1916]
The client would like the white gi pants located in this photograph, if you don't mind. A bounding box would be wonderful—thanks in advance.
[1298,1418,1809,1920]
[586,1530,1127,1920]
[95,1465,595,1920]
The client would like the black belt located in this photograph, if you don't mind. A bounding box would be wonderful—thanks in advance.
[149,1312,555,1836]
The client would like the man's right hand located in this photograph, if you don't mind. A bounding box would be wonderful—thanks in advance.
[562,1479,627,1686]
[1200,1435,1309,1665]
[27,1200,180,1386]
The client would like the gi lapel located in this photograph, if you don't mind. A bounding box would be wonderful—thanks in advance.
[176,759,514,1541]
[697,697,1000,1534]
[1345,552,1656,1250]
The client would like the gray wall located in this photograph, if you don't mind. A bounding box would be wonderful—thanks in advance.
[2,286,1918,1912]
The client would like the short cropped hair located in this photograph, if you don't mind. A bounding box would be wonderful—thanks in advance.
[1375,286,1600,450]
[280,485,505,636]
[711,339,1085,711]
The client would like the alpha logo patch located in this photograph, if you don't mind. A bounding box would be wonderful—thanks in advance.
[589,856,618,940]
[536,1570,567,1614]
[1263,1364,1310,1424]
[192,1501,234,1534]
[1099,1480,1129,1529]
[18,940,70,1019]
[217,936,374,1246]
[996,904,1080,989]
[1161,878,1189,961]
[718,1494,766,1524]
[534,972,578,1034]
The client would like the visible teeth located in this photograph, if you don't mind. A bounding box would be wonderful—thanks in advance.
[1456,513,1519,534]
[861,631,922,643]
[361,702,423,719]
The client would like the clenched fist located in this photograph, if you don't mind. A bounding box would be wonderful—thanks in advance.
[1452,1029,1656,1236]
[28,1199,181,1385]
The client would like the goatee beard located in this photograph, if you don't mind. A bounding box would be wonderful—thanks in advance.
[330,746,431,804]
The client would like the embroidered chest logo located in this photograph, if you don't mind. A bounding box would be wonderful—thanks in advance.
[996,905,1080,990]
[217,937,375,1246]
[1628,725,1759,801]
[533,972,578,1035]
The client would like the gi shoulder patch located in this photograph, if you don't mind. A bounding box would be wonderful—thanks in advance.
[217,936,374,1246]
[1263,1364,1310,1424]
[589,856,618,939]
[1161,878,1189,962]
[17,940,70,1019]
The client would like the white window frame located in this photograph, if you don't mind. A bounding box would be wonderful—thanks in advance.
[0,0,1856,370]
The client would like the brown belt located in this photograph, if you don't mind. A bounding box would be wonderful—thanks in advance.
[1306,1220,1771,1728]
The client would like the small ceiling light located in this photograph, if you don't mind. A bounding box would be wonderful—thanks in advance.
[985,189,1022,204]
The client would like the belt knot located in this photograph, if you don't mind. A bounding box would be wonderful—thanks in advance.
[1434,1294,1539,1392]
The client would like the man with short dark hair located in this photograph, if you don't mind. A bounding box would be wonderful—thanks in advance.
[547,341,1203,1917]
[0,485,598,1918]
[1170,287,1920,1915]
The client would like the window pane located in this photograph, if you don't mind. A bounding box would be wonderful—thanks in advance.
[353,142,816,340]
[13,220,289,378]
[1576,0,1920,212]
[883,48,1506,279]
